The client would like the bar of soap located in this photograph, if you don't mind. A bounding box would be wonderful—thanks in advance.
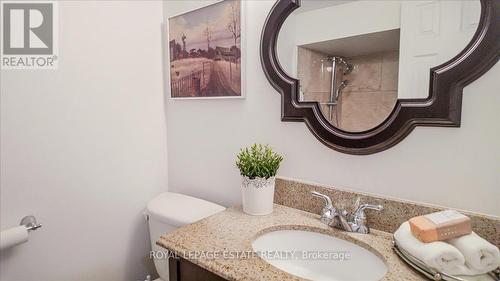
[409,210,472,243]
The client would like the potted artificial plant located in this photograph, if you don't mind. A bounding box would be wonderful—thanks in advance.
[236,144,283,215]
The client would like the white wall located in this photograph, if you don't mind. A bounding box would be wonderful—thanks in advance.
[0,1,167,281]
[164,0,499,216]
[294,1,400,46]
[278,0,400,85]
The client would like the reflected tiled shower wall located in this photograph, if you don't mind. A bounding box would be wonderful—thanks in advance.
[297,47,341,126]
[297,47,399,131]
[340,51,399,132]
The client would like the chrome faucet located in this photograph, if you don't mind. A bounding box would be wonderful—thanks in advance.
[311,191,383,234]
[311,191,352,232]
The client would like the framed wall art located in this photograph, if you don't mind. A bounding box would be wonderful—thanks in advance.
[167,0,245,99]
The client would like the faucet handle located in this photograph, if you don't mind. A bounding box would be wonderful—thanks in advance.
[311,191,333,210]
[354,203,383,220]
[311,191,336,225]
[350,203,383,234]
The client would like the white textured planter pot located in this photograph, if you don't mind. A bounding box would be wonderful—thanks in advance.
[241,176,275,216]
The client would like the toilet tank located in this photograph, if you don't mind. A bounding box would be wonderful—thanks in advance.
[146,192,225,281]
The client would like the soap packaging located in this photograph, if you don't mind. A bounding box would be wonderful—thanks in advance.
[408,210,472,243]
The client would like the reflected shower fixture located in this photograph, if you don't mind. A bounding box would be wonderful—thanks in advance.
[320,56,353,123]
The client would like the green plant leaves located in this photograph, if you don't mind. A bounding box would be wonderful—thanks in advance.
[236,144,283,179]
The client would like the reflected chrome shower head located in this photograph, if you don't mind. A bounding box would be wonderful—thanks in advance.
[327,56,353,75]
[343,62,353,75]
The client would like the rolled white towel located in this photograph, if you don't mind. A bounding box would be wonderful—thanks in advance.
[448,232,500,274]
[394,222,469,275]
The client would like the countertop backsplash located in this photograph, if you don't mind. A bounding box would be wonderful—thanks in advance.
[274,177,500,247]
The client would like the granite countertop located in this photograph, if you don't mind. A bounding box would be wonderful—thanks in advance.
[157,204,426,281]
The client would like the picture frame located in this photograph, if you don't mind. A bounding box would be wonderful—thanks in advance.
[166,0,246,100]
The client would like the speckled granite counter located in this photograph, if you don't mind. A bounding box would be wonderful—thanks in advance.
[157,204,426,281]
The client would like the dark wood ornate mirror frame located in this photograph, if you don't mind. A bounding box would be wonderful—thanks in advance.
[260,0,499,155]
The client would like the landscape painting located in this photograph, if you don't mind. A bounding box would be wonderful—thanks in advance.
[168,0,242,98]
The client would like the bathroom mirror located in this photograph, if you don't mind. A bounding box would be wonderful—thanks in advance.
[261,0,499,154]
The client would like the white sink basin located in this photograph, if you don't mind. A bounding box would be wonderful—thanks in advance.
[252,230,387,281]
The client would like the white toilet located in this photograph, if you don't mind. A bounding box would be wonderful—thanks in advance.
[145,192,225,281]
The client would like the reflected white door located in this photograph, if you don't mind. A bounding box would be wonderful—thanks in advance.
[398,0,480,99]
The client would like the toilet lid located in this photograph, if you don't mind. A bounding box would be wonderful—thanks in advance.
[146,192,225,227]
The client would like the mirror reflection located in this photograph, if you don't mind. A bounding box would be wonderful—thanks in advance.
[278,0,481,132]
